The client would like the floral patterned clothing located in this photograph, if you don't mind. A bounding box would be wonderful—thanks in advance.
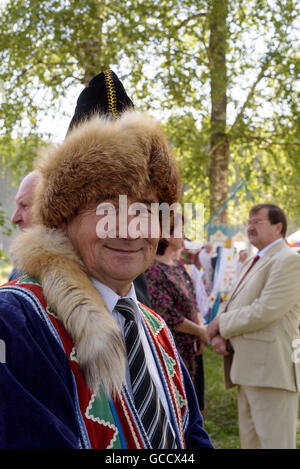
[145,259,199,380]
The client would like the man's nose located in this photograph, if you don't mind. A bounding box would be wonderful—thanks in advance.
[119,215,140,240]
[11,208,21,225]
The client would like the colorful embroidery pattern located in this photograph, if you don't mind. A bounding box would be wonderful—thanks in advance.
[4,278,188,449]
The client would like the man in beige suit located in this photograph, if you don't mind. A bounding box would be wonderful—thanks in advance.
[208,203,300,449]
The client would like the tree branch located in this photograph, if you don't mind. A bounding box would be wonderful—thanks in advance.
[229,34,287,137]
[176,12,207,30]
[228,60,272,136]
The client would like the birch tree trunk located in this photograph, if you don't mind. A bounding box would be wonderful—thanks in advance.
[208,0,229,223]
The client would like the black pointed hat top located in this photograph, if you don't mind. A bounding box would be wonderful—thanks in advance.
[67,70,134,133]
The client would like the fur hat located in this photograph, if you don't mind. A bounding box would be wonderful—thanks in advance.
[33,111,181,227]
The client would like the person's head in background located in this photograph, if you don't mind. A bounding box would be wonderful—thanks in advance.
[11,171,39,230]
[247,203,287,251]
[238,249,248,263]
[203,242,212,254]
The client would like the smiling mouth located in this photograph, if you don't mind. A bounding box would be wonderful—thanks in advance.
[105,246,140,253]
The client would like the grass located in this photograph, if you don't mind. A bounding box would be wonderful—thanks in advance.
[202,345,300,449]
[202,345,240,448]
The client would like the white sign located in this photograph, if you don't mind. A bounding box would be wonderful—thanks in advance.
[213,247,238,293]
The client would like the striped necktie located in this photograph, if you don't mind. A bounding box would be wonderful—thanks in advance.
[115,298,176,449]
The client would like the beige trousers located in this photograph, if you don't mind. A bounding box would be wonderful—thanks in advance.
[237,385,299,449]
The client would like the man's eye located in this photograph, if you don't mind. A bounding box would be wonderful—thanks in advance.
[128,203,150,217]
[102,204,114,211]
[138,207,151,216]
[96,202,116,215]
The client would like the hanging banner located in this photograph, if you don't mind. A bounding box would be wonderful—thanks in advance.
[215,247,238,292]
[206,247,238,322]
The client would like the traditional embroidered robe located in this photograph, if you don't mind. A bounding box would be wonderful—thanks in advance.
[0,276,213,449]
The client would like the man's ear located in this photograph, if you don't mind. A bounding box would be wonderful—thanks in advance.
[276,222,283,236]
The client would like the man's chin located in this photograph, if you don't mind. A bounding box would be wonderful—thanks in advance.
[248,234,257,244]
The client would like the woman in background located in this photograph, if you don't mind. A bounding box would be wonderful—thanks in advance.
[145,215,208,411]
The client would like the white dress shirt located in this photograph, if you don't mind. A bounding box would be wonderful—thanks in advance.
[90,277,174,431]
[257,238,283,258]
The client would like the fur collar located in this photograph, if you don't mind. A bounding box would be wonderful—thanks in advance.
[10,224,125,396]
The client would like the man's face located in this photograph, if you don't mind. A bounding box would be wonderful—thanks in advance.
[247,208,283,250]
[11,172,37,230]
[64,192,160,296]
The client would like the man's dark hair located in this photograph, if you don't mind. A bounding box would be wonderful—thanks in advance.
[249,203,287,237]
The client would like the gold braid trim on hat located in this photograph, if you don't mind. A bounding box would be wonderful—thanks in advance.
[104,69,119,119]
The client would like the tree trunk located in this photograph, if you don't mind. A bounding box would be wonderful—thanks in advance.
[208,0,229,224]
[76,0,107,86]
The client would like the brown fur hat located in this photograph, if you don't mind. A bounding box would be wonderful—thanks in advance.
[32,110,181,227]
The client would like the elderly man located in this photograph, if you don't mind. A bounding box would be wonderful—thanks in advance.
[8,171,39,281]
[0,71,212,450]
[208,203,300,449]
[11,171,38,230]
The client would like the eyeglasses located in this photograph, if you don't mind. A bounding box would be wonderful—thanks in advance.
[247,219,268,226]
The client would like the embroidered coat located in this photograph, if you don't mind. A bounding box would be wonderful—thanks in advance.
[0,275,212,449]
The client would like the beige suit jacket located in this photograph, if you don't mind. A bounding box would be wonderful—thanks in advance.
[219,239,300,391]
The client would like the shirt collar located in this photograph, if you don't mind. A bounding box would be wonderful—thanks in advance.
[257,237,283,258]
[90,278,140,317]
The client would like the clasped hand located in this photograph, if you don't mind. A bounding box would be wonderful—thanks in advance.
[195,324,209,355]
[207,317,230,356]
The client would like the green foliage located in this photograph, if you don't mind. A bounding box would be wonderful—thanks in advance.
[0,0,299,223]
[0,0,161,175]
[0,261,12,284]
[203,346,240,449]
[0,203,12,262]
[164,113,210,208]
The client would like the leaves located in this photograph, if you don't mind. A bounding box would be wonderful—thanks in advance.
[0,0,299,224]
[0,203,12,262]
